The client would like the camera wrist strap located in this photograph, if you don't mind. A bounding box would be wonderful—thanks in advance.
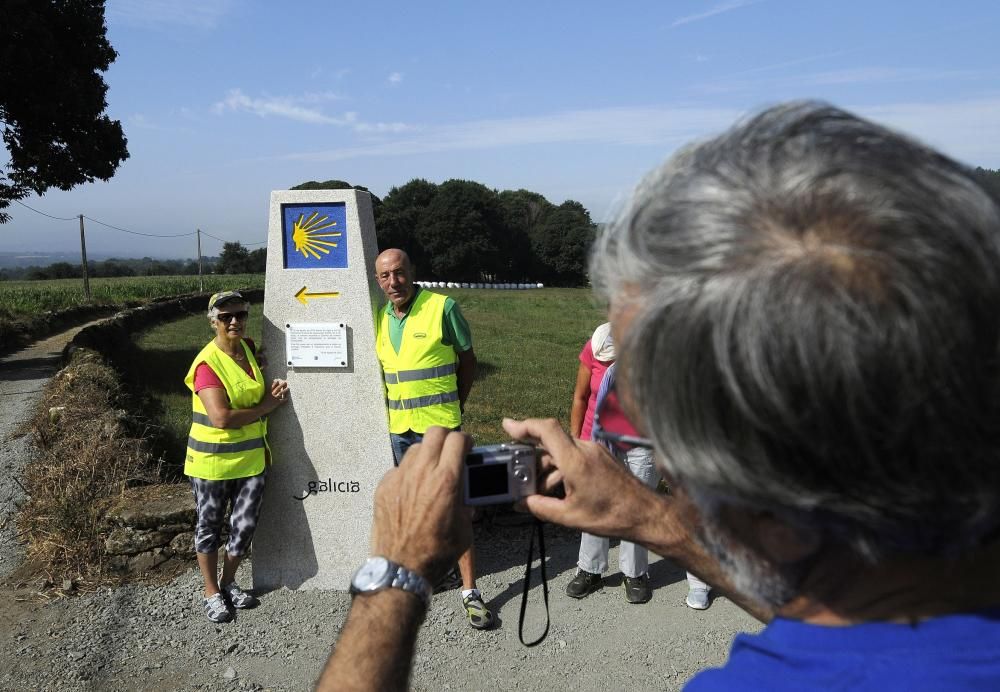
[518,518,550,647]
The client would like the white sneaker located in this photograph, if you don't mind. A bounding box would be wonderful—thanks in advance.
[203,593,233,623]
[686,586,711,610]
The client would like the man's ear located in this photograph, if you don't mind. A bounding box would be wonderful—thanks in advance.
[753,514,822,564]
[719,505,822,565]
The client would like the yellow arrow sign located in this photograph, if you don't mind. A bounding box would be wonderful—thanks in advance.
[295,286,342,305]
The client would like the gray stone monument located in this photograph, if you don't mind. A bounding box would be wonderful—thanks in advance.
[253,189,391,591]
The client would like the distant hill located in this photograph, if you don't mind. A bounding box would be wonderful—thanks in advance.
[0,252,220,280]
[0,251,115,270]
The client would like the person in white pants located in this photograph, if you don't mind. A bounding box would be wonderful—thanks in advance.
[568,357,713,608]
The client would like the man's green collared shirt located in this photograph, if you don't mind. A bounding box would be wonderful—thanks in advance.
[382,287,473,355]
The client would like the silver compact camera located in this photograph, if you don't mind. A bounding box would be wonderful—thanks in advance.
[463,443,538,506]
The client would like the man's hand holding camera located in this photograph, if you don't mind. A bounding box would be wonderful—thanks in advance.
[368,418,665,587]
[501,417,666,545]
[374,417,672,578]
[370,418,718,606]
[371,426,474,585]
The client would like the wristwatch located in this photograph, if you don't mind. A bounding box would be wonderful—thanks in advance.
[349,556,433,609]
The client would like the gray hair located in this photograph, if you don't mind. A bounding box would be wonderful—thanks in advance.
[592,102,1000,572]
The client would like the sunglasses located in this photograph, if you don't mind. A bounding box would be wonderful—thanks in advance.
[590,378,655,450]
[217,310,249,323]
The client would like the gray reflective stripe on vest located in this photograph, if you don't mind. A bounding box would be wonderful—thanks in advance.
[191,412,217,428]
[187,436,265,454]
[386,390,459,410]
[383,363,457,385]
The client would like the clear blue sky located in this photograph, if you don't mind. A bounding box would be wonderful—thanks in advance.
[5,0,1000,259]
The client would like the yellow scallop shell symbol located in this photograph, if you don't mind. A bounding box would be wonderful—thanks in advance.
[292,211,342,260]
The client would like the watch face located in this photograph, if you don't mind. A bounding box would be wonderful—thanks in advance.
[353,556,391,592]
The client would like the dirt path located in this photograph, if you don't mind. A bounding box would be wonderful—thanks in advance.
[0,320,107,579]
[0,325,761,691]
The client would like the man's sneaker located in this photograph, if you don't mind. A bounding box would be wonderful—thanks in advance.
[203,593,233,623]
[221,581,260,609]
[462,591,495,630]
[565,570,603,599]
[623,573,652,604]
[434,566,463,594]
[686,585,711,610]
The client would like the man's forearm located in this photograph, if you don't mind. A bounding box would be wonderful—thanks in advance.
[569,398,586,438]
[456,350,476,409]
[317,591,426,691]
[458,375,473,409]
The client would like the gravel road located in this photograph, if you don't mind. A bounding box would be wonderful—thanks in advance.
[0,327,760,691]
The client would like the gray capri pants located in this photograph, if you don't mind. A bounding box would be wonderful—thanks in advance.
[189,472,266,556]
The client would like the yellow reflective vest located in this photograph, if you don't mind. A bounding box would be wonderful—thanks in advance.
[183,339,267,480]
[376,290,462,434]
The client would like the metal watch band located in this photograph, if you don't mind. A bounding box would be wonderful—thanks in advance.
[389,564,433,608]
[351,557,433,609]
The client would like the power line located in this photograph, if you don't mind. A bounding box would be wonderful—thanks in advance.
[200,230,227,243]
[201,230,267,247]
[83,215,197,238]
[13,199,77,221]
[14,199,267,245]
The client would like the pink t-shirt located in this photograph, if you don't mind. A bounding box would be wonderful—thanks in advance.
[579,339,638,441]
[193,339,257,393]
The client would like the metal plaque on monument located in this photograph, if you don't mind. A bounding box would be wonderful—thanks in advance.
[253,189,391,590]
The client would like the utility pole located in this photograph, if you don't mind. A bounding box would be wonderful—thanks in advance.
[197,228,204,293]
[79,214,91,301]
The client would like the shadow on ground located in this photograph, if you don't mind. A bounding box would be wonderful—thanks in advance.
[471,512,687,617]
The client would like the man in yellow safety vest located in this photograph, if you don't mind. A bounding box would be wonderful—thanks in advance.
[373,248,493,630]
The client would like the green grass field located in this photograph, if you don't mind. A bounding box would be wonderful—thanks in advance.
[133,288,606,466]
[0,274,266,317]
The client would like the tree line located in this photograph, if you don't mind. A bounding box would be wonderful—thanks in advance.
[1,257,217,281]
[292,178,597,286]
[0,243,266,281]
[973,167,1000,199]
[276,168,1000,285]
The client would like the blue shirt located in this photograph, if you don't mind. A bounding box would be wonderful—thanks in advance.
[687,609,1000,691]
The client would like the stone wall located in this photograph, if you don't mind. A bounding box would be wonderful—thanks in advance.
[104,484,200,574]
[0,303,123,357]
[65,288,263,365]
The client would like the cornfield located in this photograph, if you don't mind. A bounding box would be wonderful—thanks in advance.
[0,274,266,318]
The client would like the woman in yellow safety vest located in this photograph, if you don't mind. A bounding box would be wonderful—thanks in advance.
[184,290,289,623]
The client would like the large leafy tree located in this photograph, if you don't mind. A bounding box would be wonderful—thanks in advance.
[416,179,508,281]
[0,0,129,222]
[378,178,439,267]
[531,200,596,286]
[219,242,250,274]
[499,189,553,280]
[247,247,267,273]
[290,179,383,220]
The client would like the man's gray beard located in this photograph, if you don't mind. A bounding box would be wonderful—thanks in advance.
[695,511,798,611]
